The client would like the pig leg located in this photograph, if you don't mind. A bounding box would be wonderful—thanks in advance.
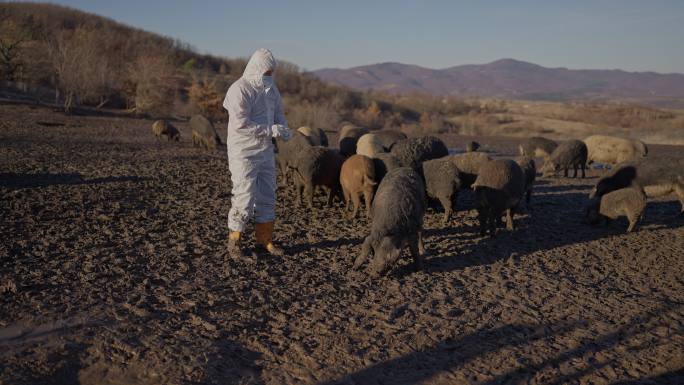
[496,211,505,228]
[294,180,301,205]
[337,188,345,206]
[626,214,638,232]
[328,188,336,207]
[418,231,425,255]
[295,176,304,206]
[573,164,578,178]
[506,205,517,231]
[363,187,374,219]
[452,191,459,213]
[564,167,569,178]
[278,161,287,184]
[408,232,423,272]
[288,168,298,189]
[581,162,586,178]
[298,182,306,206]
[505,208,513,230]
[342,186,351,211]
[305,182,315,208]
[439,195,452,224]
[636,212,645,230]
[488,209,497,236]
[349,191,361,219]
[477,206,488,236]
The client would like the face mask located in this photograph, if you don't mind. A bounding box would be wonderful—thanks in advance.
[262,75,274,88]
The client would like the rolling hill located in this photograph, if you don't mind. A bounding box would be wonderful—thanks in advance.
[313,59,684,109]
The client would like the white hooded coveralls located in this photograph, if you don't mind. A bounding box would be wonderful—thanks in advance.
[223,49,287,232]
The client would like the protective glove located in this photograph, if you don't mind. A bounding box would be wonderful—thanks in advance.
[270,124,292,141]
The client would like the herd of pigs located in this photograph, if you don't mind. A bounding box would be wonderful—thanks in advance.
[152,116,684,277]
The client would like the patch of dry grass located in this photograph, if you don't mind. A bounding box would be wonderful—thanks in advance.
[444,99,684,144]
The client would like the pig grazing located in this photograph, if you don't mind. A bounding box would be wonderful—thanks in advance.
[297,126,328,147]
[340,154,378,218]
[466,141,480,152]
[152,120,180,141]
[292,146,345,208]
[518,137,558,159]
[190,115,221,150]
[353,167,426,277]
[585,187,646,232]
[584,135,648,166]
[589,156,684,215]
[472,159,525,236]
[373,130,407,151]
[449,152,492,188]
[372,152,401,182]
[356,133,385,157]
[541,140,588,178]
[390,136,449,170]
[338,126,369,157]
[516,156,536,204]
[422,157,461,223]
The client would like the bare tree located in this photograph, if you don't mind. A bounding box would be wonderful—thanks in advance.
[44,28,114,111]
[45,29,79,110]
[128,53,176,115]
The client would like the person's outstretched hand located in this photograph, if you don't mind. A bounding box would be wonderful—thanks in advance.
[270,124,292,141]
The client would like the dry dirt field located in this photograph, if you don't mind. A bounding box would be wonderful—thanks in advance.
[1,104,683,385]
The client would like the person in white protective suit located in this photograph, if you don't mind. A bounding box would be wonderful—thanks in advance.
[223,48,292,258]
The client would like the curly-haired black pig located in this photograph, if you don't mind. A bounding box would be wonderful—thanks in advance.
[422,156,461,223]
[353,167,426,277]
[472,159,525,236]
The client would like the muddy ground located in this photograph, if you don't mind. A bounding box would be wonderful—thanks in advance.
[1,104,683,385]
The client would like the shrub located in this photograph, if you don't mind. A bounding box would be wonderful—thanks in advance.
[128,53,177,115]
[284,99,340,130]
[188,76,224,120]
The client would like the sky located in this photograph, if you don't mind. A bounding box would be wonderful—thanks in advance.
[43,0,684,73]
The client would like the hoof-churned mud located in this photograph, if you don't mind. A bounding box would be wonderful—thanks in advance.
[1,104,683,384]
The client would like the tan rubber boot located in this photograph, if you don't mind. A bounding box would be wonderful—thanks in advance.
[255,222,284,256]
[228,231,244,259]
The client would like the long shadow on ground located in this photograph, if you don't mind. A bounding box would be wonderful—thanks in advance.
[317,301,683,385]
[0,172,147,189]
[202,334,264,385]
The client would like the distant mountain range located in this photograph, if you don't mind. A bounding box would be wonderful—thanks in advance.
[312,59,684,109]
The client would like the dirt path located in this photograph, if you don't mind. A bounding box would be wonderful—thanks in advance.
[1,104,683,384]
